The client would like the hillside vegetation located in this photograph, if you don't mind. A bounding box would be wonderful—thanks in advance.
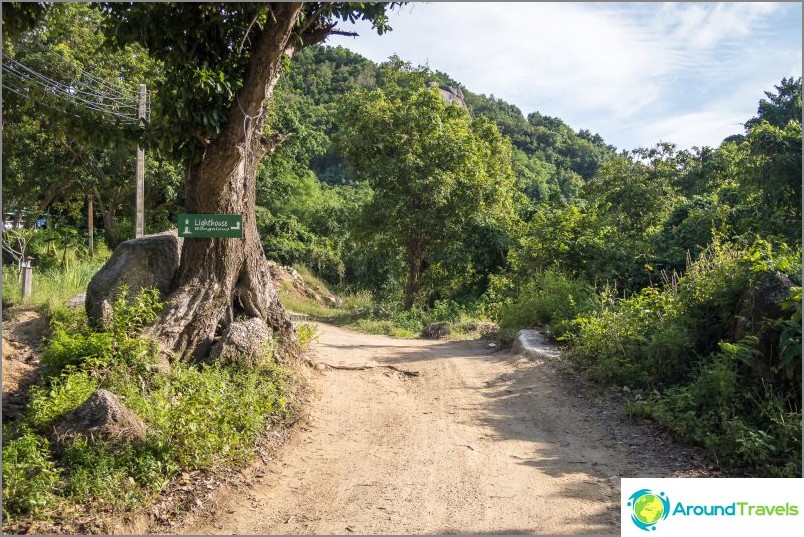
[2,4,801,529]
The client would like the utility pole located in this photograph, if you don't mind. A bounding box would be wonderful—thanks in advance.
[135,83,146,238]
[88,194,94,256]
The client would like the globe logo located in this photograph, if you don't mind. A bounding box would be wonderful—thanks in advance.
[627,489,670,531]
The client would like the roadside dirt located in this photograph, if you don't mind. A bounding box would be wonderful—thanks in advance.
[2,308,49,420]
[181,323,715,535]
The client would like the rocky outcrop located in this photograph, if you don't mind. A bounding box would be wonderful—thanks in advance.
[428,82,466,108]
[208,317,273,369]
[53,389,146,445]
[86,231,182,328]
[735,271,795,378]
[267,261,341,309]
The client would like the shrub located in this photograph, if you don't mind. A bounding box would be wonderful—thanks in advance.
[26,369,98,430]
[498,269,598,340]
[40,287,161,378]
[1,430,61,520]
[296,322,319,351]
[116,362,289,469]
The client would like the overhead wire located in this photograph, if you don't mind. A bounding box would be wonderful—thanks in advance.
[3,56,140,114]
[24,39,140,99]
[2,47,149,125]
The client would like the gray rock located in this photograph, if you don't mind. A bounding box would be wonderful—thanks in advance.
[421,321,451,339]
[53,388,146,445]
[86,231,182,328]
[209,317,273,369]
[512,329,561,360]
[735,271,794,378]
[66,293,86,309]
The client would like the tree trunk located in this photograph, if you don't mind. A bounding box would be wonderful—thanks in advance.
[94,187,122,248]
[146,3,304,361]
[403,249,425,311]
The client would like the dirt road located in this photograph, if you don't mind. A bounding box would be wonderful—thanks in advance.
[182,323,713,535]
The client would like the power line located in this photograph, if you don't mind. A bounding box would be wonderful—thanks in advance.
[2,57,144,123]
[3,56,140,113]
[24,39,141,99]
[2,49,151,124]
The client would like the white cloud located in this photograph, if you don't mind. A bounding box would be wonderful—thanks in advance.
[328,2,801,150]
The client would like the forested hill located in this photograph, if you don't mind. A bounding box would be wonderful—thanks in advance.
[274,45,616,201]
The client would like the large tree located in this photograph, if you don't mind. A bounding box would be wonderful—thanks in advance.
[335,61,518,309]
[94,3,398,360]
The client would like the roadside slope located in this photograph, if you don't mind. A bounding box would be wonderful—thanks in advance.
[182,323,713,535]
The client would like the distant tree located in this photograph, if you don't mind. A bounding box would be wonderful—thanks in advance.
[335,67,518,309]
[745,77,802,130]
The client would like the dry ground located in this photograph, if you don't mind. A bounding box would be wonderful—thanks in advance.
[181,323,714,535]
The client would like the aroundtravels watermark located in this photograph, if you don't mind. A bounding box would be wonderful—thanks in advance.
[622,479,802,534]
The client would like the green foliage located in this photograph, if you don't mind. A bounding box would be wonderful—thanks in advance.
[60,435,172,509]
[775,286,802,383]
[335,60,520,308]
[40,286,161,378]
[26,368,98,430]
[109,285,163,338]
[116,361,288,469]
[570,241,801,475]
[632,339,802,476]
[4,286,291,523]
[101,3,399,160]
[1,430,62,520]
[497,269,598,340]
[296,322,320,351]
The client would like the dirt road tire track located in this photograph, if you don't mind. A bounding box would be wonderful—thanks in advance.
[181,323,713,535]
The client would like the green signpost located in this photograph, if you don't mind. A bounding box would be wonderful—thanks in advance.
[178,213,243,238]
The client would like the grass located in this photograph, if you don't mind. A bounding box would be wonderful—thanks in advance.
[2,285,295,530]
[276,266,496,340]
[2,256,107,315]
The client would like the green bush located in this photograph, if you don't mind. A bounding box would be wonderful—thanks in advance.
[572,240,802,475]
[40,287,161,378]
[498,269,598,340]
[632,338,801,476]
[116,362,289,469]
[1,430,62,520]
[296,322,320,351]
[26,369,98,430]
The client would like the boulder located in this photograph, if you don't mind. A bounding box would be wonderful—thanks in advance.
[86,231,182,328]
[66,293,86,309]
[735,271,795,378]
[421,321,451,339]
[209,317,273,369]
[512,329,561,360]
[53,389,146,445]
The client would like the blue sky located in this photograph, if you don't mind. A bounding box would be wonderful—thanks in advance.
[328,2,802,152]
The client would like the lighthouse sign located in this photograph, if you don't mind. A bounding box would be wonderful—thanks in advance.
[177,213,243,238]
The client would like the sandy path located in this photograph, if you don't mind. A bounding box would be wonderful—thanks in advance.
[182,323,712,535]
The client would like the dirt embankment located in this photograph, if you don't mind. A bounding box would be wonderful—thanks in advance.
[181,323,715,535]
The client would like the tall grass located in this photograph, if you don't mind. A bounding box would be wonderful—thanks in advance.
[2,257,105,314]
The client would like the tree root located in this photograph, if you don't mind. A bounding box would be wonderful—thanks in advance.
[317,362,420,377]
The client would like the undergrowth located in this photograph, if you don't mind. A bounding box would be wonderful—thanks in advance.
[568,241,802,476]
[2,285,292,527]
[2,256,108,315]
